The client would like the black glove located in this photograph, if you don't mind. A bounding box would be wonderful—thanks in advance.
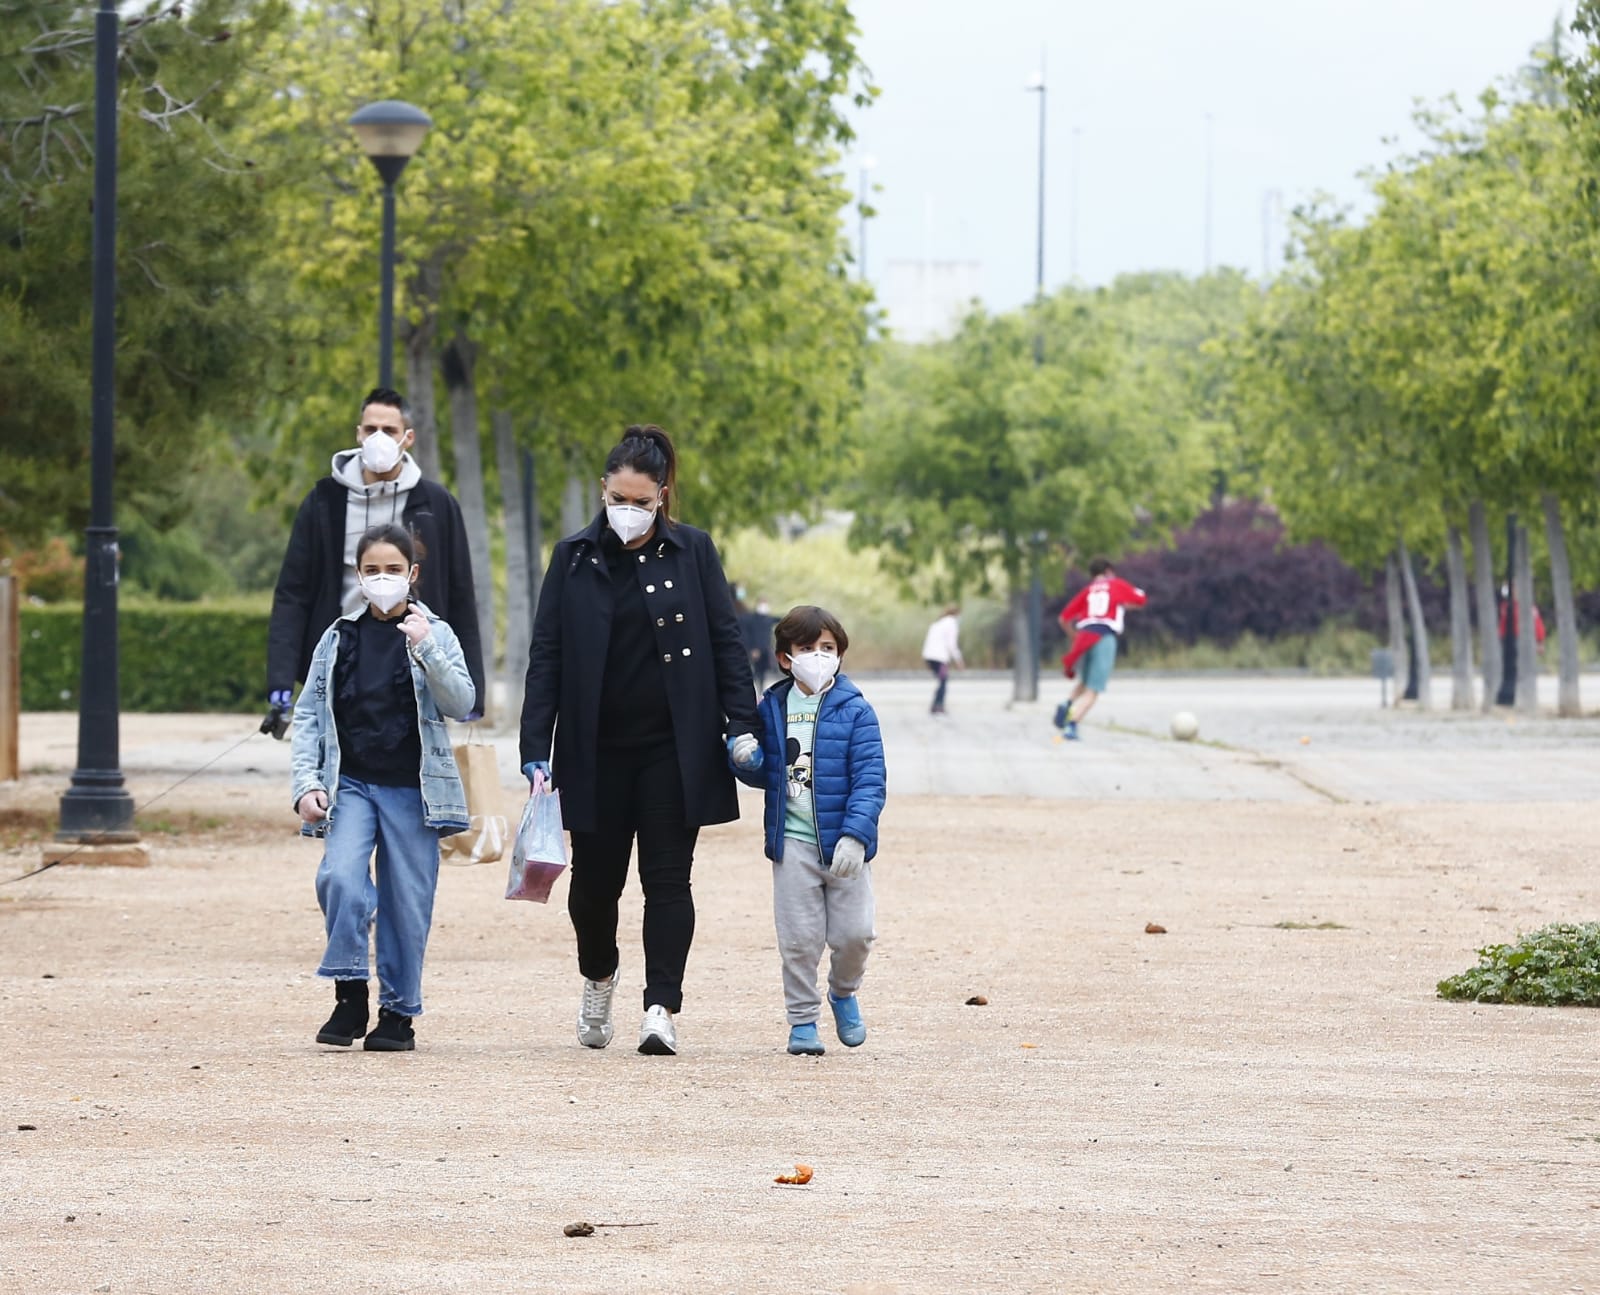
[261,689,292,740]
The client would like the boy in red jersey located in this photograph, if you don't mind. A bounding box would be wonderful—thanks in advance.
[1053,558,1147,740]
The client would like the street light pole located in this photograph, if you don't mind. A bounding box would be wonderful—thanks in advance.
[58,0,135,841]
[1021,62,1048,703]
[379,180,397,387]
[349,101,432,389]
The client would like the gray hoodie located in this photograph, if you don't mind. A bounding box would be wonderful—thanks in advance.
[331,448,424,616]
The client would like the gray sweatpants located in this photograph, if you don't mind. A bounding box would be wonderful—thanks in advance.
[773,837,876,1026]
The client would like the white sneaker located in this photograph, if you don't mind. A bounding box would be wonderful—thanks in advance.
[637,1004,677,1056]
[577,972,616,1049]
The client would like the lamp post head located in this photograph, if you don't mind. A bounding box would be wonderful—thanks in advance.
[1024,72,1045,93]
[350,99,431,186]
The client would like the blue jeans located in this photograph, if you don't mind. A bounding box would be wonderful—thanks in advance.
[315,776,440,1018]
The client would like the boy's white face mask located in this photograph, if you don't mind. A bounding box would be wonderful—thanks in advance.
[788,650,839,694]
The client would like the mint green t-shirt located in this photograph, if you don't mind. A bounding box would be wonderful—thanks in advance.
[783,685,823,844]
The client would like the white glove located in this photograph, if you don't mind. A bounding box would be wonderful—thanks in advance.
[729,733,762,771]
[830,836,867,880]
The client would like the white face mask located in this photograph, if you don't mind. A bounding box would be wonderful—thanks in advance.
[360,572,412,614]
[789,650,839,694]
[606,501,657,545]
[360,431,404,474]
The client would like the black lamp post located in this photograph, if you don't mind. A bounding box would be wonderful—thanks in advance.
[348,100,431,388]
[58,0,135,842]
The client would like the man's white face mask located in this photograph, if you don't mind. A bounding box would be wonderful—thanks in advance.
[360,430,404,474]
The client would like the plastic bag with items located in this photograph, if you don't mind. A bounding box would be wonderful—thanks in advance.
[505,786,568,903]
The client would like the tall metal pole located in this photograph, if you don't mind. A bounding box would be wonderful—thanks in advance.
[379,180,397,388]
[59,0,135,839]
[1204,112,1214,274]
[1023,62,1047,701]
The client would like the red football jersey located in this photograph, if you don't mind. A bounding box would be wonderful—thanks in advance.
[1060,576,1147,635]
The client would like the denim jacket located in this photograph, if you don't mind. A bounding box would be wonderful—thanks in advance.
[289,601,474,837]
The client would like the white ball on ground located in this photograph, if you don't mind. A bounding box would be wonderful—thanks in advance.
[1170,711,1199,742]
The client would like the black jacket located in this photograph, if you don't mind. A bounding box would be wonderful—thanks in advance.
[268,476,485,711]
[520,511,760,833]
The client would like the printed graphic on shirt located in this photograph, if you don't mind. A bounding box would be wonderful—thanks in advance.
[784,687,821,845]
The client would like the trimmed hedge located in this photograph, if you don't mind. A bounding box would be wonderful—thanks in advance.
[22,604,268,712]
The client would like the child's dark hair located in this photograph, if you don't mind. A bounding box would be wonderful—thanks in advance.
[1088,556,1113,577]
[360,387,411,424]
[774,605,849,668]
[356,522,416,569]
[604,424,677,523]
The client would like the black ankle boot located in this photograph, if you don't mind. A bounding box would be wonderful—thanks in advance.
[315,979,369,1046]
[363,1008,415,1052]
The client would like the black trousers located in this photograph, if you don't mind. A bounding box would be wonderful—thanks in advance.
[567,741,699,1013]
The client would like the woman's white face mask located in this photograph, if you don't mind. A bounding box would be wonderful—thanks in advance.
[605,501,657,545]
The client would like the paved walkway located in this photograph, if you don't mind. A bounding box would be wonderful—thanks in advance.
[13,672,1596,808]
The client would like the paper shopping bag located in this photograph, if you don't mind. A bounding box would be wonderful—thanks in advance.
[440,741,509,865]
[505,786,568,903]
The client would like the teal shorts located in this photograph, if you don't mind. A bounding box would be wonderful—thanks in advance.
[1083,633,1118,692]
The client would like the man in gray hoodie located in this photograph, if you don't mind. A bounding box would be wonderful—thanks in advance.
[264,388,485,732]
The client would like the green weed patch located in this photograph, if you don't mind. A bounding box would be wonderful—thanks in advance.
[1437,923,1600,1007]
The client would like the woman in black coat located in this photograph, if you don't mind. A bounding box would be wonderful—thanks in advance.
[519,425,763,1055]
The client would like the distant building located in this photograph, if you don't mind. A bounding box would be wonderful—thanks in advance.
[878,259,984,344]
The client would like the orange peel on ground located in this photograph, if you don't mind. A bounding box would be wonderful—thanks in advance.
[775,1164,814,1185]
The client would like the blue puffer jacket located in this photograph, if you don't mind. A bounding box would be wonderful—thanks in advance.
[733,674,886,865]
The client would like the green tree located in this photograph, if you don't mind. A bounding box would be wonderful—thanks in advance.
[0,0,288,548]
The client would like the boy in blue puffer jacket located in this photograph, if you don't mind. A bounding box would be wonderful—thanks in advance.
[731,605,886,1055]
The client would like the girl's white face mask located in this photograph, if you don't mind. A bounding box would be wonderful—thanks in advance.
[360,572,412,614]
[606,501,657,545]
[360,431,403,474]
[788,650,839,694]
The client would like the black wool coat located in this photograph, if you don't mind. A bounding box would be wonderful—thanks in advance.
[267,476,486,712]
[519,512,760,834]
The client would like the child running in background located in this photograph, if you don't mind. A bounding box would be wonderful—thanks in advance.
[290,522,476,1052]
[732,606,886,1056]
[1054,558,1147,741]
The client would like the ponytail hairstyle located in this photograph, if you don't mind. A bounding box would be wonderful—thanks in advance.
[603,424,678,525]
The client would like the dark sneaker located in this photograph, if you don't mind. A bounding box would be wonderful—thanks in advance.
[1052,702,1070,731]
[363,1008,415,1052]
[315,979,369,1046]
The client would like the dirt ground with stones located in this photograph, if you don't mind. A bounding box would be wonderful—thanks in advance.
[4,754,1599,1293]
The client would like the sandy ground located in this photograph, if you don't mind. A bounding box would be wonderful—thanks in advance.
[3,684,1600,1293]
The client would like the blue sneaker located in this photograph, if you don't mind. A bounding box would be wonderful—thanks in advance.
[828,992,866,1048]
[1064,720,1080,741]
[787,1022,825,1055]
[1052,701,1070,730]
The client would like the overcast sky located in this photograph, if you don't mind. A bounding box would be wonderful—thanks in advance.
[846,1,1562,312]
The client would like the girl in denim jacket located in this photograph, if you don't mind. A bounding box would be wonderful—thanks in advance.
[290,523,475,1051]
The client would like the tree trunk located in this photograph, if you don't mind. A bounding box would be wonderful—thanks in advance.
[401,312,442,483]
[1010,582,1035,703]
[400,256,444,482]
[1541,492,1581,718]
[1468,499,1500,713]
[1397,538,1431,710]
[1385,551,1405,686]
[494,409,530,734]
[1444,524,1473,710]
[441,332,496,720]
[1513,522,1539,717]
[525,447,544,616]
[561,469,589,537]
